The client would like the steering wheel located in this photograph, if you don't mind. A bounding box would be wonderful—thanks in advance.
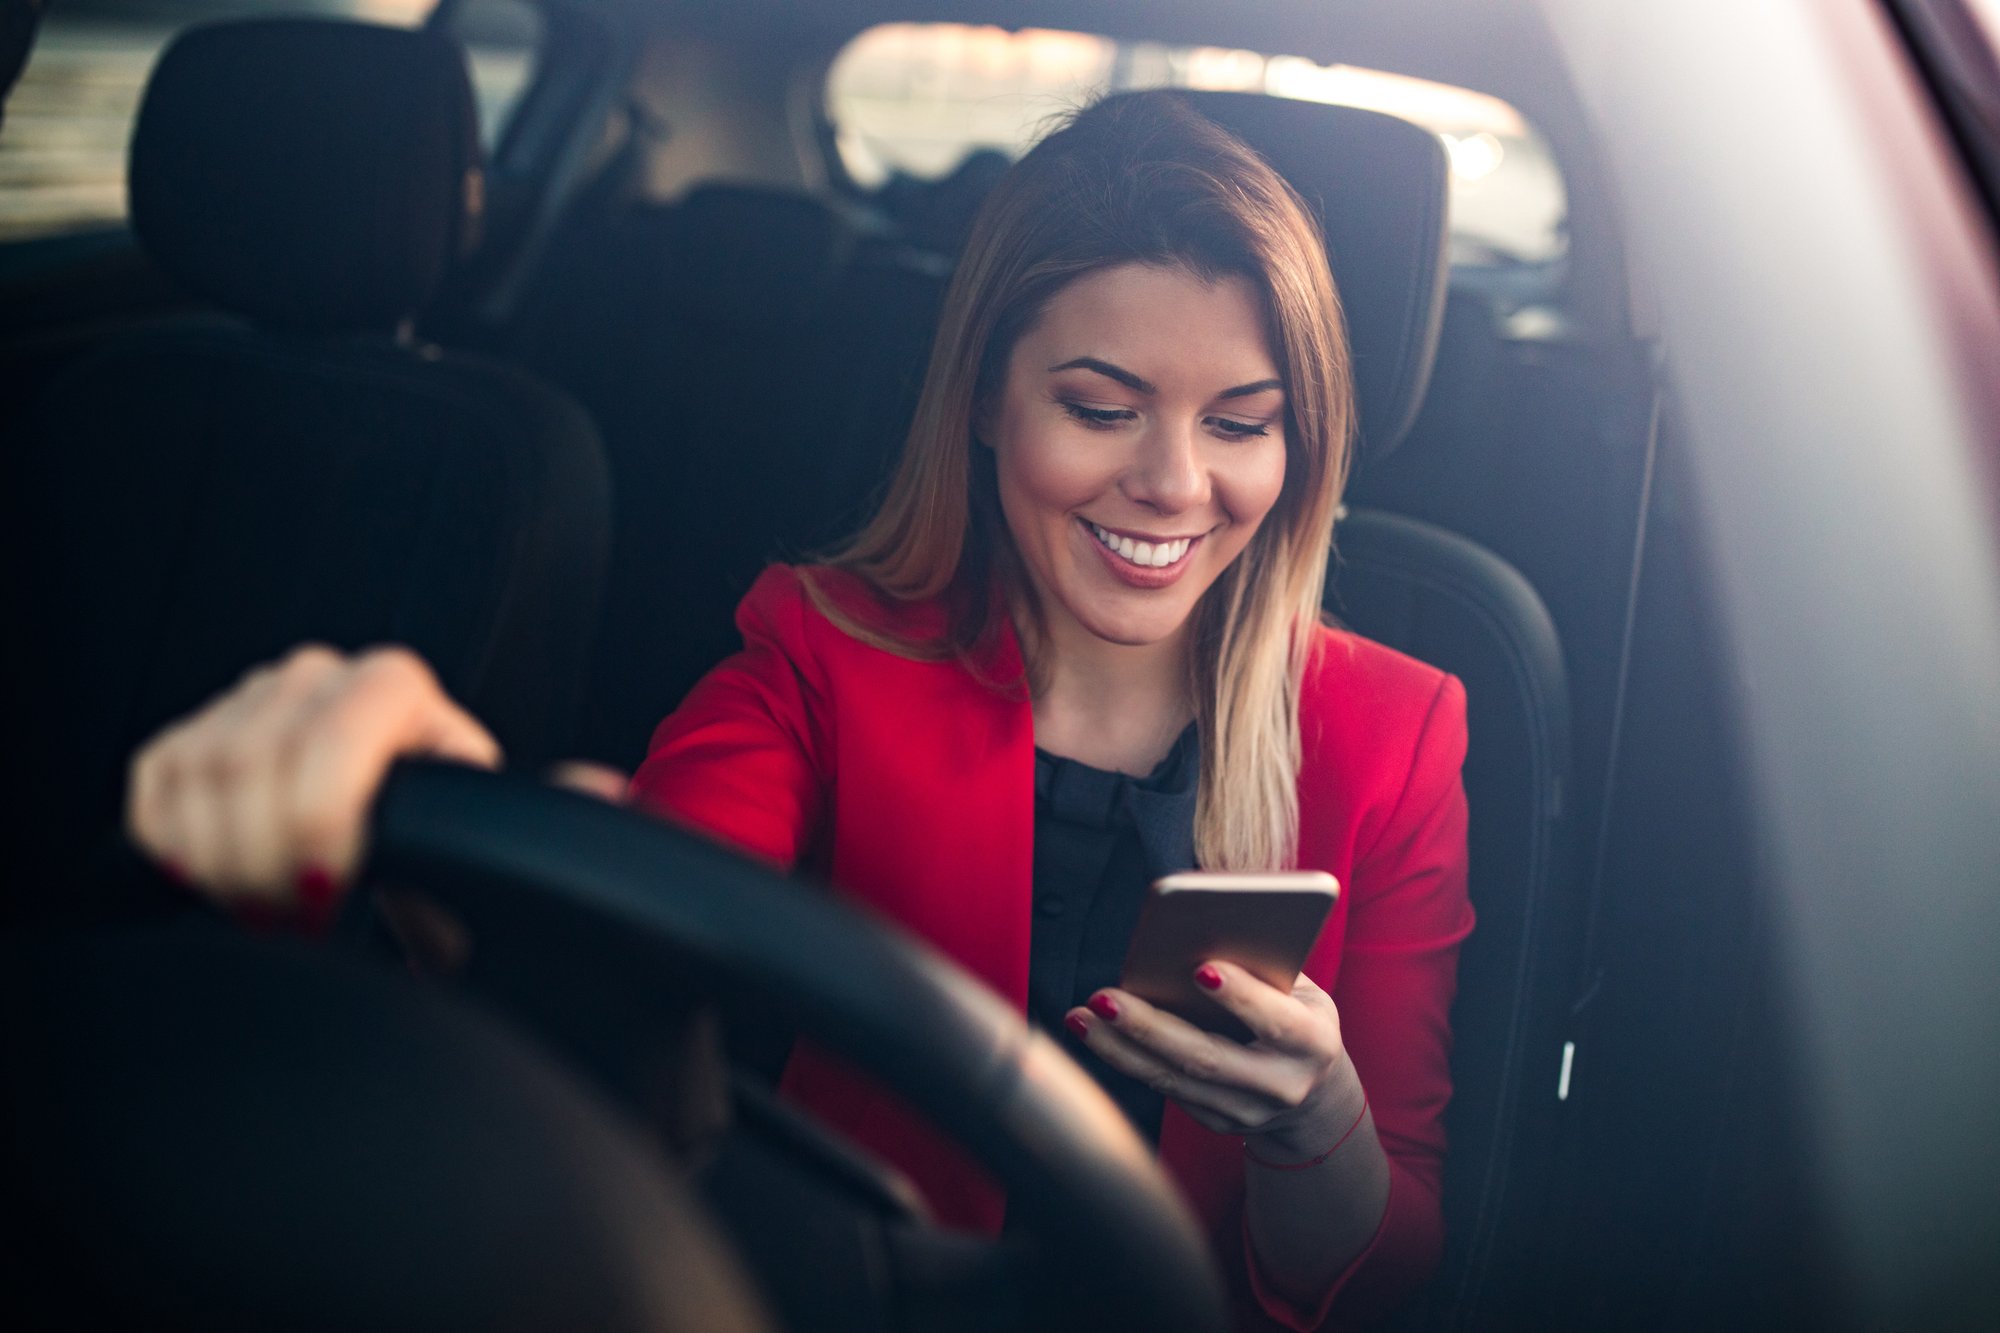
[361,761,1228,1333]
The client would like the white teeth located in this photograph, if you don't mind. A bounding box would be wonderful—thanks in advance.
[1088,522,1193,569]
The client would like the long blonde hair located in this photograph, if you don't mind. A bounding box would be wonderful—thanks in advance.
[806,92,1353,871]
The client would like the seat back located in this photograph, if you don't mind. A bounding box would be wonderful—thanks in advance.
[1,19,610,917]
[1172,93,1580,1328]
[1329,510,1573,1329]
[514,183,948,765]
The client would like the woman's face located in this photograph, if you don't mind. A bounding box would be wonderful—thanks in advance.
[985,262,1289,654]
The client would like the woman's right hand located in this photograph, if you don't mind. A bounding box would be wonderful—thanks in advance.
[125,644,502,916]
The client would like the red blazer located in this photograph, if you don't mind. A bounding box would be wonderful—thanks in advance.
[630,566,1473,1331]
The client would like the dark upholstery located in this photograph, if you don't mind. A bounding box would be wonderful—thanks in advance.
[516,185,947,766]
[1165,94,1574,1328]
[131,20,479,334]
[1327,509,1573,1329]
[14,316,608,791]
[2,20,609,920]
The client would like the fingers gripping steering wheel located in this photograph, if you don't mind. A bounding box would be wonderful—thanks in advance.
[363,762,1228,1333]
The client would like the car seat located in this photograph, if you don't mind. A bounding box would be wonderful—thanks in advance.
[512,181,948,766]
[1153,91,1579,1331]
[0,19,610,921]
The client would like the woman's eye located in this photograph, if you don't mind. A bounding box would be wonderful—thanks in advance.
[1060,401,1135,429]
[1210,416,1273,439]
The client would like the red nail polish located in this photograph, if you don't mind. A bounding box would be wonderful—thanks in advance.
[1088,993,1120,1021]
[295,866,342,936]
[1064,1013,1090,1040]
[1195,965,1224,992]
[295,865,340,910]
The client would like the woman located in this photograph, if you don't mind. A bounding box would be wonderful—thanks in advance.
[126,93,1471,1329]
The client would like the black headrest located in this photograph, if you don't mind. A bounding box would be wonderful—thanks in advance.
[129,19,479,334]
[1173,92,1452,461]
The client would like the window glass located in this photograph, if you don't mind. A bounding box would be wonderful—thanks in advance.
[828,23,1567,268]
[0,0,536,244]
[445,0,542,149]
[1965,0,2000,73]
[1972,0,2000,44]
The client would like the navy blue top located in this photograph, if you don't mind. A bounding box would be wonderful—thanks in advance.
[1028,725,1200,1143]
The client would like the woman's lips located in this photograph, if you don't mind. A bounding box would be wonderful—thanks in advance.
[1078,517,1204,589]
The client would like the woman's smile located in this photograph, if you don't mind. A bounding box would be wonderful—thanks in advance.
[985,261,1289,652]
[1079,518,1206,586]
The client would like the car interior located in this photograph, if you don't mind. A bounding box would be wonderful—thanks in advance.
[2,0,1935,1327]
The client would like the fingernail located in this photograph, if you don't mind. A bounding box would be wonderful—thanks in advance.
[295,865,342,937]
[1088,993,1120,1021]
[295,865,340,910]
[1064,1013,1090,1040]
[1195,964,1224,992]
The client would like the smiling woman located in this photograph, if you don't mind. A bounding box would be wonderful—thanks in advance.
[124,89,1469,1331]
[808,90,1353,875]
[631,93,1468,1328]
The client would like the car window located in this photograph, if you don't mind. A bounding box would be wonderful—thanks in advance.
[442,0,541,149]
[826,22,1567,270]
[0,0,539,244]
[1973,0,2000,45]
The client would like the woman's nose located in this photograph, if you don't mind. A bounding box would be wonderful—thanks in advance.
[1123,423,1207,514]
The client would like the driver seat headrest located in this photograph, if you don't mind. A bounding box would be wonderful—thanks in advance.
[129,18,481,335]
[1122,90,1453,462]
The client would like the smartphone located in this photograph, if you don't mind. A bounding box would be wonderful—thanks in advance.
[1117,871,1340,1040]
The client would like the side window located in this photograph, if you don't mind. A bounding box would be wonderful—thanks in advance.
[444,0,543,150]
[826,23,1568,271]
[0,0,539,245]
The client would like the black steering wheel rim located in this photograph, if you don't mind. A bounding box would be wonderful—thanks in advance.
[362,760,1228,1333]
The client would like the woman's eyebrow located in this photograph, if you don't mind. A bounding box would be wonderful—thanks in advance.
[1048,357,1282,403]
[1048,356,1155,394]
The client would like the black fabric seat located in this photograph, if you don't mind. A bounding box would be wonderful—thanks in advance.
[1,19,610,920]
[513,183,949,766]
[1327,509,1573,1331]
[1150,91,1578,1331]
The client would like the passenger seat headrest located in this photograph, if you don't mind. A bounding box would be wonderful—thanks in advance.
[658,185,859,333]
[129,19,480,334]
[1167,92,1452,461]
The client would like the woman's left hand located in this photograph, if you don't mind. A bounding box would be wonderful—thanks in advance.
[1065,961,1364,1157]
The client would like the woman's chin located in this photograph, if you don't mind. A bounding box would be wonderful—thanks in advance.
[1058,595,1199,650]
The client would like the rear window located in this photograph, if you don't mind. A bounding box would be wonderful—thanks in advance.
[827,23,1567,270]
[0,0,540,244]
